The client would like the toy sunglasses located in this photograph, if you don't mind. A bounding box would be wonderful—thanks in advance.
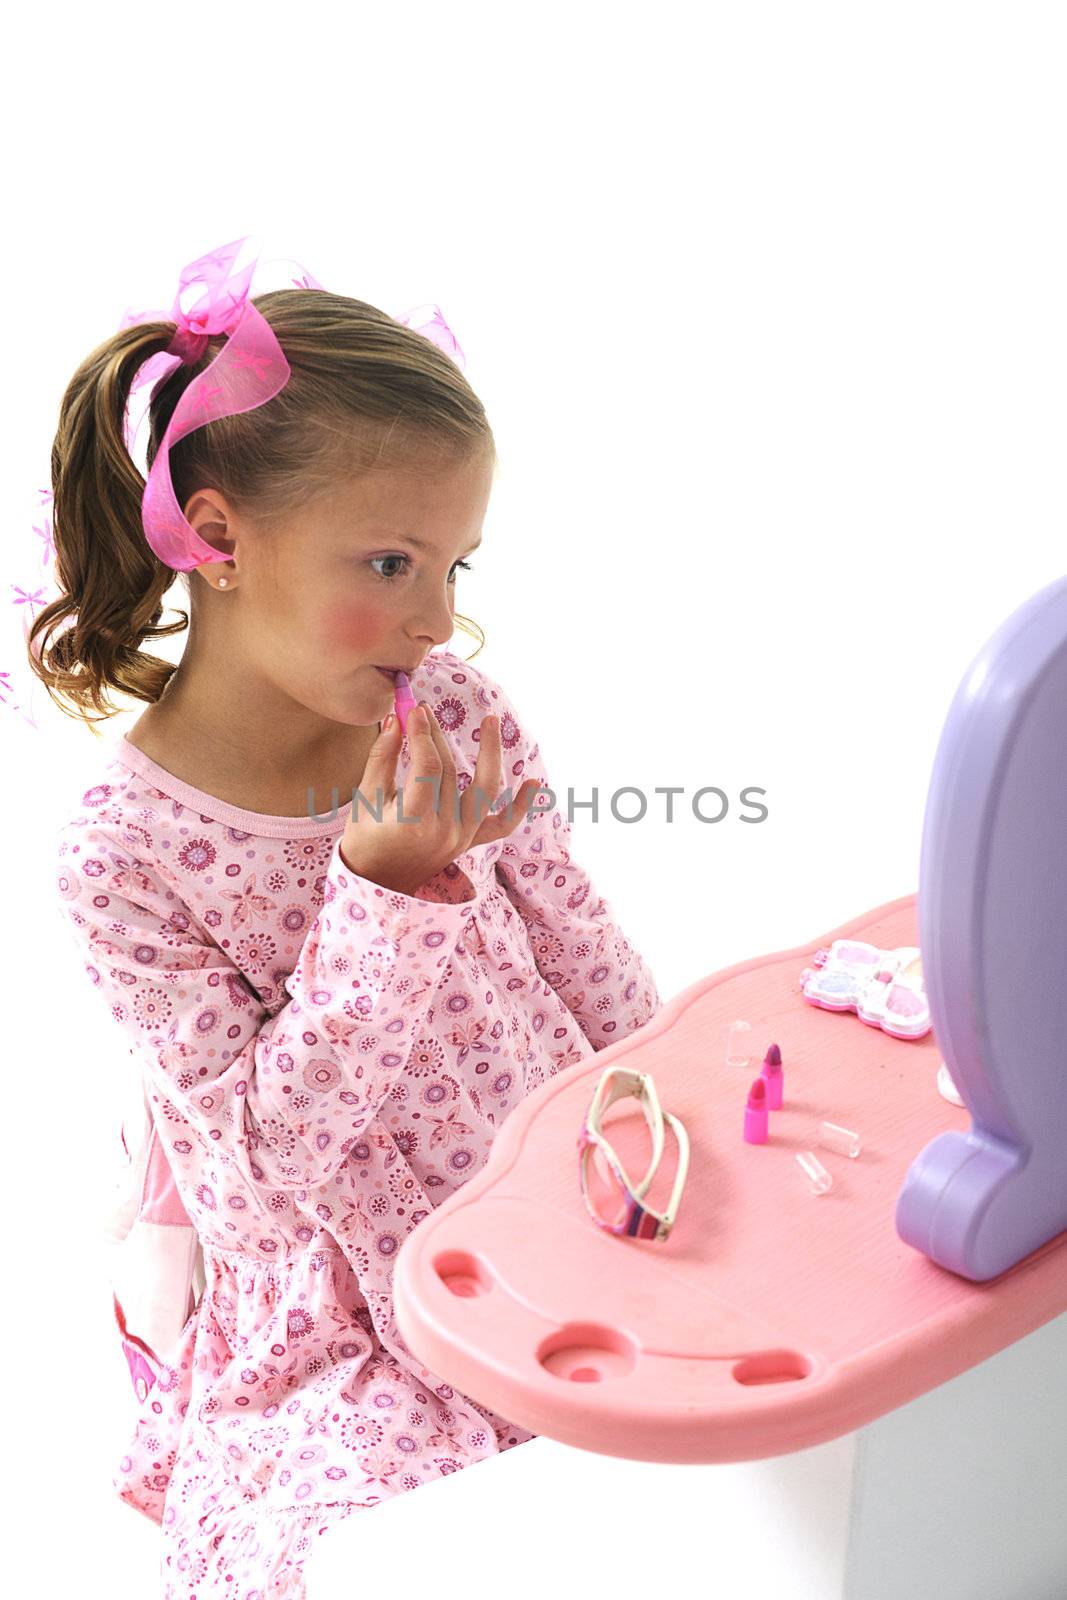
[576,1065,690,1242]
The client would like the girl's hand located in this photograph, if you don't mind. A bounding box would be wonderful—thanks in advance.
[339,701,544,897]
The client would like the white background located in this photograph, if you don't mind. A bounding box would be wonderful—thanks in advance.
[3,2,1066,1593]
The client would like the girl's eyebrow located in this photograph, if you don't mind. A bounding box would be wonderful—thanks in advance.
[363,533,483,554]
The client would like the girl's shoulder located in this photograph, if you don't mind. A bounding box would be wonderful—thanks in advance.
[420,648,540,772]
[54,753,195,943]
[56,748,149,854]
[54,743,229,915]
[419,645,497,705]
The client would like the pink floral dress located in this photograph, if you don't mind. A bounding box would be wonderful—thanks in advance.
[55,647,662,1598]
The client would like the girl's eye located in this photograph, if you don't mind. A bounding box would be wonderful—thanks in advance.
[369,556,473,583]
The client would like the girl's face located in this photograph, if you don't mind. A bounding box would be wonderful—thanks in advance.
[191,455,492,729]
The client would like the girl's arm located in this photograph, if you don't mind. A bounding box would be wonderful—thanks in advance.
[56,827,477,1194]
[481,670,663,1050]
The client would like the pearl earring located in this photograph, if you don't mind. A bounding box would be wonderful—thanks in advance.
[218,577,228,588]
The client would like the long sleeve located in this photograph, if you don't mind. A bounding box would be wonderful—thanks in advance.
[484,672,663,1050]
[56,827,478,1193]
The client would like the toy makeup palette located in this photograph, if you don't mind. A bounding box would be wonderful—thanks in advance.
[799,940,931,1040]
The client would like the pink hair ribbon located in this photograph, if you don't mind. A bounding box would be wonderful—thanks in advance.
[117,236,466,573]
[118,237,304,571]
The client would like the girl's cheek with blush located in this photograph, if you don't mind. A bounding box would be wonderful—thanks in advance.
[320,602,390,654]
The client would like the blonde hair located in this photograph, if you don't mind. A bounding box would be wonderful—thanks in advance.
[29,287,492,727]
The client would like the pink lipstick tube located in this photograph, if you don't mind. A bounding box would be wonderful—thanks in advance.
[392,671,417,737]
[760,1042,784,1110]
[743,1076,769,1144]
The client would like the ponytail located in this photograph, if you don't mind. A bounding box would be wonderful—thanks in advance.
[28,321,191,726]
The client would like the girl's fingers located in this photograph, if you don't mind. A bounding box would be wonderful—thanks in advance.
[463,714,504,831]
[463,716,508,838]
[359,715,401,803]
[469,777,542,846]
[417,702,456,786]
[405,701,454,819]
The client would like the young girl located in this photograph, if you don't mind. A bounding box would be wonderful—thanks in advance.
[35,242,662,1599]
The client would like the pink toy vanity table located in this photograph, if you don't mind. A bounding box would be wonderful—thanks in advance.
[309,578,1067,1600]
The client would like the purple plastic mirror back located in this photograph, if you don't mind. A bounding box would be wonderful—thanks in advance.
[897,576,1067,1280]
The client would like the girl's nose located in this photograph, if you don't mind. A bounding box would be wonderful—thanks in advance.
[409,592,458,649]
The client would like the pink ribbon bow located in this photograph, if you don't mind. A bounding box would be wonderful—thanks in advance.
[119,236,466,572]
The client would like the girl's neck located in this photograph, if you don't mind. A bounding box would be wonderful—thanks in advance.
[125,699,381,820]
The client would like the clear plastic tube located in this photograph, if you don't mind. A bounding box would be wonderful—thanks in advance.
[817,1120,861,1159]
[796,1151,834,1195]
[725,1019,752,1069]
